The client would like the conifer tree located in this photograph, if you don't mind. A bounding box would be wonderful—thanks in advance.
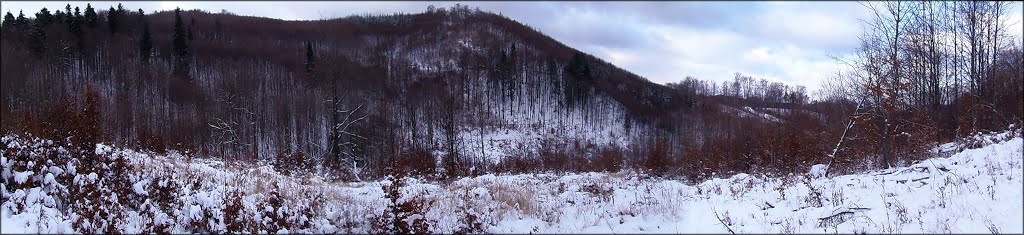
[546,57,561,101]
[305,41,316,81]
[70,7,83,49]
[84,3,97,27]
[27,20,47,58]
[139,16,152,65]
[328,81,343,170]
[172,7,190,79]
[188,18,195,41]
[2,12,13,28]
[507,44,519,103]
[16,11,27,26]
[35,8,52,27]
[64,4,72,23]
[54,10,64,24]
[564,52,593,109]
[107,7,118,34]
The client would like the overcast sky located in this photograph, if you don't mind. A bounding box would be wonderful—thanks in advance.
[3,1,1022,93]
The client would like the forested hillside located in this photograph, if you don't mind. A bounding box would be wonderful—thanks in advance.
[1,2,1020,183]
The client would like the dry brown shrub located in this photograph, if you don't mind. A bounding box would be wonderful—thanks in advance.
[394,148,437,177]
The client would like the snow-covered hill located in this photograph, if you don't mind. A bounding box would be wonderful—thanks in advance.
[2,129,1021,233]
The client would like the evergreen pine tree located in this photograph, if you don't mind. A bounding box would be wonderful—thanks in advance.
[497,47,507,102]
[64,4,72,23]
[15,11,27,26]
[69,7,83,49]
[172,7,190,79]
[54,10,64,24]
[35,8,52,27]
[84,3,96,27]
[2,12,13,28]
[139,16,152,64]
[328,81,343,170]
[187,18,196,42]
[27,21,47,58]
[305,41,316,81]
[546,57,561,99]
[564,52,593,109]
[107,7,118,34]
[506,44,518,102]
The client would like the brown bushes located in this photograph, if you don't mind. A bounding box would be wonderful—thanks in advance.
[643,137,672,176]
[825,108,939,175]
[136,125,168,154]
[493,155,536,175]
[679,142,707,183]
[77,86,103,155]
[394,148,437,177]
[16,86,108,172]
[37,95,78,144]
[274,150,309,176]
[538,139,571,173]
[223,189,245,233]
[592,145,624,173]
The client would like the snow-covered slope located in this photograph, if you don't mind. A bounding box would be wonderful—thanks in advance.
[2,129,1021,233]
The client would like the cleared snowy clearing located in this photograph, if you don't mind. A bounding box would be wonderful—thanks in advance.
[2,129,1021,234]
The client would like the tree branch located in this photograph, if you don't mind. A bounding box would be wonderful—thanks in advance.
[712,207,736,234]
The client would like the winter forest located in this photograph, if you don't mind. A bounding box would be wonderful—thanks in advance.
[1,2,1022,234]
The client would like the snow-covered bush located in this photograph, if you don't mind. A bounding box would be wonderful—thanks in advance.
[2,128,1020,234]
[371,174,431,234]
[2,136,75,233]
[2,134,350,234]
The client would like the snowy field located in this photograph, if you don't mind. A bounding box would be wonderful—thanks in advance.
[2,129,1021,234]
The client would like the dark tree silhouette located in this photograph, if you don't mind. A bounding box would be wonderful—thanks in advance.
[107,7,119,34]
[64,4,72,23]
[139,14,152,64]
[26,21,47,58]
[172,7,190,80]
[2,12,14,28]
[69,7,83,49]
[564,51,593,110]
[34,8,52,27]
[305,41,316,81]
[84,3,97,27]
[54,10,64,24]
[15,10,27,26]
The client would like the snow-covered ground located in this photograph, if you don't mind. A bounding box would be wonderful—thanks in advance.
[2,129,1021,233]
